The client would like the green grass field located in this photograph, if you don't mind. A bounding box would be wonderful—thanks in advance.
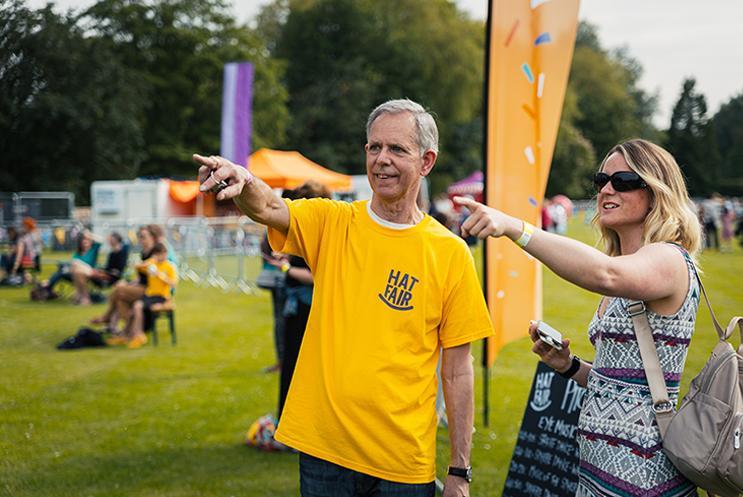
[1,218,741,496]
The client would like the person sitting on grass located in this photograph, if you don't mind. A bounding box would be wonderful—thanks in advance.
[71,232,129,305]
[107,242,177,349]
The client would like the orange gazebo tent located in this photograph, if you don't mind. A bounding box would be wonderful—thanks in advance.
[248,148,351,192]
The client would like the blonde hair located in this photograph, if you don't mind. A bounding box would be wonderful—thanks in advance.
[592,139,701,264]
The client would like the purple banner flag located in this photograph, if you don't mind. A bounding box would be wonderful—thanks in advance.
[220,62,254,167]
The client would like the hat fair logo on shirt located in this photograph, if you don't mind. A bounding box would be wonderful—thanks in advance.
[378,269,419,311]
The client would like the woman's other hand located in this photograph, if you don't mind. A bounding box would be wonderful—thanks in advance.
[528,320,573,373]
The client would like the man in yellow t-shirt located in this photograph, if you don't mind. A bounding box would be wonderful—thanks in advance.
[195,99,494,497]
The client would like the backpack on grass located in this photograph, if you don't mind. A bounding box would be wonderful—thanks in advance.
[56,327,107,350]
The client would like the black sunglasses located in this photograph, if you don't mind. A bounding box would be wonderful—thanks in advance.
[593,171,647,192]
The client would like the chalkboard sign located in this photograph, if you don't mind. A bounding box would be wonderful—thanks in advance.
[502,361,586,497]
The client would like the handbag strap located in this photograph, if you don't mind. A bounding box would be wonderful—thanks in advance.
[628,301,674,439]
[673,245,725,340]
[694,270,726,340]
[727,316,743,355]
[628,245,733,438]
[628,254,729,439]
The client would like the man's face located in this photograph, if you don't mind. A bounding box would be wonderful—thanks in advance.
[365,112,435,204]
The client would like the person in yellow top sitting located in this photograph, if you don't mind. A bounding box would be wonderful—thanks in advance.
[114,242,177,349]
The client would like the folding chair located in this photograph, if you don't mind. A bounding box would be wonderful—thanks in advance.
[150,299,176,346]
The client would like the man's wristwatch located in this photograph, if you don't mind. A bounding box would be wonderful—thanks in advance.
[448,465,472,483]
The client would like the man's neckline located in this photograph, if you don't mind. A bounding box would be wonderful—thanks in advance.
[366,202,422,230]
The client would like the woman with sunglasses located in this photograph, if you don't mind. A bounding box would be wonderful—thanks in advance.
[454,139,702,497]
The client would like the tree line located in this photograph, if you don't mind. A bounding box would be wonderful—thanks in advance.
[1,0,740,203]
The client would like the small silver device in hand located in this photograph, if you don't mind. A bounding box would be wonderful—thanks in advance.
[536,321,563,350]
[209,170,229,194]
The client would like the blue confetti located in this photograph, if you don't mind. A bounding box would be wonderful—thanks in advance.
[528,196,538,207]
[535,32,552,46]
[521,63,534,84]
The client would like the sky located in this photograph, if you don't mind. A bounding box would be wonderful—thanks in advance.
[27,0,743,128]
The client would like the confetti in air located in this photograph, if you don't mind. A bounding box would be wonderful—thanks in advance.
[522,104,536,119]
[505,20,520,47]
[530,0,551,8]
[524,146,536,165]
[521,63,534,84]
[528,196,538,207]
[534,32,552,46]
[537,73,545,98]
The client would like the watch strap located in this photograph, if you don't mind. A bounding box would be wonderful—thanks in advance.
[558,355,581,379]
[448,465,472,483]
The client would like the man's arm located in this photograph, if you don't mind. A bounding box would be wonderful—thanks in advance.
[441,343,474,497]
[194,154,290,234]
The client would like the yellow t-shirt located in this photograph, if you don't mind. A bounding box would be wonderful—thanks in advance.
[268,199,494,483]
[143,259,177,299]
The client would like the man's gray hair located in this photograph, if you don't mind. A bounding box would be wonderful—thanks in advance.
[366,99,439,156]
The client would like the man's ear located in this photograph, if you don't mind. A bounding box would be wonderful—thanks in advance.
[420,150,437,177]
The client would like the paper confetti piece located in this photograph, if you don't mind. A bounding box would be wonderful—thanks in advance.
[524,146,535,165]
[537,73,545,98]
[505,20,519,47]
[521,63,534,84]
[528,196,538,207]
[531,0,550,8]
[535,32,552,46]
[509,271,519,278]
[521,104,536,119]
[496,290,505,299]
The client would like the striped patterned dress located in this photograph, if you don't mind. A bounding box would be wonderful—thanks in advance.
[576,251,699,497]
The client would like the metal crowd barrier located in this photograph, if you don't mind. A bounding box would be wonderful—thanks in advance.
[94,216,266,294]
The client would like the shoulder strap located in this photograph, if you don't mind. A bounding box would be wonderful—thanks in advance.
[696,273,726,340]
[630,247,733,438]
[627,301,674,439]
[668,244,725,339]
[726,316,743,354]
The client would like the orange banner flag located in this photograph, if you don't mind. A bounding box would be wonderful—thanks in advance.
[484,0,580,367]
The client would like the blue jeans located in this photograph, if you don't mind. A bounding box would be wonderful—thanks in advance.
[299,453,435,497]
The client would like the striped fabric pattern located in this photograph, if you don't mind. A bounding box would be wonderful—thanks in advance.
[576,250,699,497]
